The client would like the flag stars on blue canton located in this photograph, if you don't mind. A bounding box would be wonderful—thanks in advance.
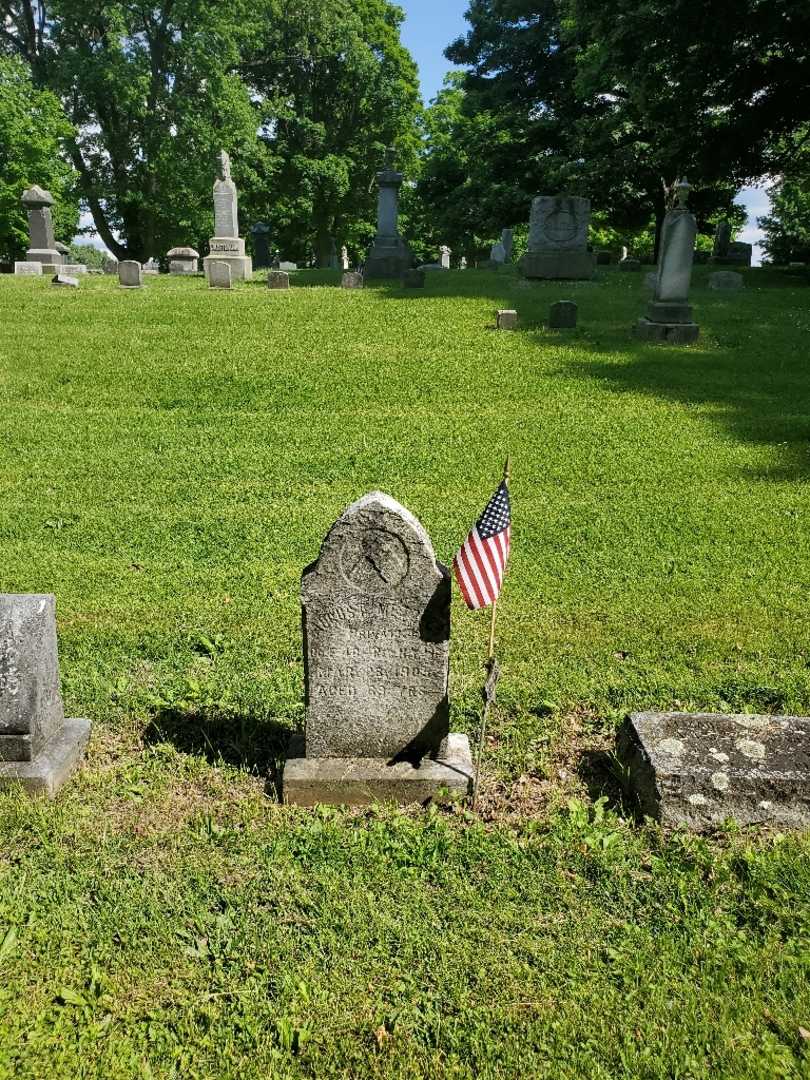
[477,483,511,540]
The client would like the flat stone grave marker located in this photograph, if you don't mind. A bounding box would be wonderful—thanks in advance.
[617,711,810,830]
[403,269,425,288]
[549,300,577,328]
[208,261,232,289]
[118,261,143,288]
[267,270,290,290]
[709,271,744,290]
[0,594,90,797]
[14,262,42,276]
[283,492,474,806]
[51,274,79,288]
[341,271,363,289]
[496,309,518,330]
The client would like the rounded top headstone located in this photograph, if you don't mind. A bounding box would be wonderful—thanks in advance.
[167,246,200,258]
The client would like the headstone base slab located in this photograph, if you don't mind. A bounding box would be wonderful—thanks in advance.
[0,718,90,798]
[617,711,810,831]
[364,237,412,279]
[283,733,474,808]
[636,318,699,345]
[203,254,252,283]
[519,251,596,280]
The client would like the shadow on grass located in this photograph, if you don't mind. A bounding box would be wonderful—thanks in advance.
[547,283,810,481]
[144,707,295,794]
[576,747,630,817]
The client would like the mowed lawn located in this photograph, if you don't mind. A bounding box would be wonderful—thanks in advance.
[0,267,808,1078]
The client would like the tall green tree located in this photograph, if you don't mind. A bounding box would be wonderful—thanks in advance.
[1,0,267,261]
[441,0,810,253]
[246,0,421,265]
[0,55,77,262]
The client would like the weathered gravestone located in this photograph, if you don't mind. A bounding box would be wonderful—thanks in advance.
[51,274,79,288]
[490,241,507,265]
[637,178,699,344]
[617,711,810,830]
[403,268,425,288]
[0,595,90,797]
[439,245,452,270]
[549,300,577,328]
[496,309,518,330]
[250,222,271,270]
[203,151,252,283]
[501,228,514,263]
[711,220,752,267]
[340,245,350,271]
[283,493,475,806]
[118,261,143,289]
[14,262,42,276]
[167,247,199,274]
[365,148,412,279]
[267,270,290,290]
[341,271,363,289]
[102,258,118,275]
[709,271,744,291]
[519,196,596,280]
[208,261,232,289]
[21,186,64,273]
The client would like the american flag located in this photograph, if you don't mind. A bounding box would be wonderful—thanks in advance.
[453,481,512,610]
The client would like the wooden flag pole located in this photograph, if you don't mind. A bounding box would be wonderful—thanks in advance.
[472,456,511,810]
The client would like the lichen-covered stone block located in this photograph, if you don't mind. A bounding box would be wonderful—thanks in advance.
[617,711,810,830]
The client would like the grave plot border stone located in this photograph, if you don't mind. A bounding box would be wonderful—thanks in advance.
[617,711,810,831]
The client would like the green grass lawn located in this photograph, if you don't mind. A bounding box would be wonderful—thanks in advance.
[0,266,808,1078]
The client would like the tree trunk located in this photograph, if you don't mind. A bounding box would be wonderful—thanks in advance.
[315,223,335,268]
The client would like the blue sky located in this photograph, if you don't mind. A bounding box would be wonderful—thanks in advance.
[398,0,768,262]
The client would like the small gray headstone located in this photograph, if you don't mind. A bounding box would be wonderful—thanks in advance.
[60,263,88,275]
[118,261,143,288]
[709,271,744,291]
[439,246,451,270]
[0,595,91,796]
[618,711,810,830]
[51,274,79,288]
[490,241,506,265]
[208,261,232,289]
[496,309,518,330]
[549,300,577,328]
[279,261,298,272]
[102,258,118,275]
[267,270,290,290]
[341,271,363,289]
[14,262,42,276]
[403,269,425,288]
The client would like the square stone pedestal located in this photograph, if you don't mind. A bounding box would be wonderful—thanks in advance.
[0,718,91,798]
[203,237,252,283]
[519,251,596,280]
[283,733,475,807]
[637,301,698,344]
[365,236,412,279]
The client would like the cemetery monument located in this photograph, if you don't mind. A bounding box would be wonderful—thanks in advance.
[711,220,753,267]
[283,493,475,805]
[637,178,699,344]
[21,186,64,274]
[0,595,90,797]
[203,151,252,283]
[519,196,596,279]
[364,148,412,279]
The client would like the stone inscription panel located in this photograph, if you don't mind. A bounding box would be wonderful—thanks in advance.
[528,196,590,252]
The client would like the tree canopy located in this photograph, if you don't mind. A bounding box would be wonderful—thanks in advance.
[0,55,77,262]
[0,0,421,262]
